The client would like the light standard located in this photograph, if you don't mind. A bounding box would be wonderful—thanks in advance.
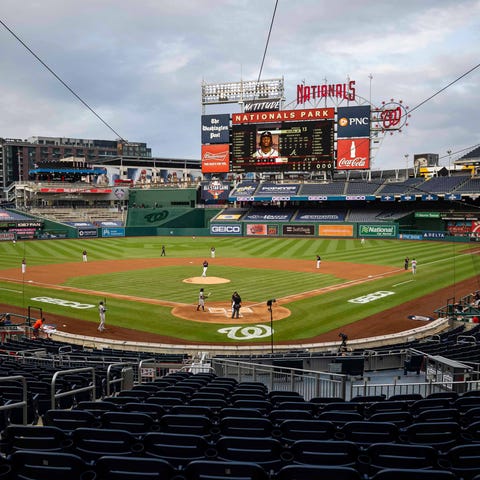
[447,150,452,176]
[267,299,276,354]
[404,154,409,179]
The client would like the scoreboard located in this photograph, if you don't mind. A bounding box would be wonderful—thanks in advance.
[231,109,335,173]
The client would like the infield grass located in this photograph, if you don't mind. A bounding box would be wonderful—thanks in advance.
[0,236,478,343]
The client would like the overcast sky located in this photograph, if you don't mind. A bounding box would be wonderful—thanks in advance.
[1,0,479,171]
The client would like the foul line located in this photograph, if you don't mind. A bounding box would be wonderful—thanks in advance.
[393,279,414,287]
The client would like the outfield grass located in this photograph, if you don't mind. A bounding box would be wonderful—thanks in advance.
[0,236,478,344]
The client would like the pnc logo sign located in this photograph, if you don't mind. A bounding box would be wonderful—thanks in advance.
[339,116,369,127]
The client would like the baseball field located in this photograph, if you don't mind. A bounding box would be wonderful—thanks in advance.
[0,236,478,347]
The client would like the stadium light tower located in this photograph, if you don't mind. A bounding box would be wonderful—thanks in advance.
[447,150,452,176]
[404,154,409,178]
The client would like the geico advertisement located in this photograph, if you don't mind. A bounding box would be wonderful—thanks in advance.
[210,224,242,235]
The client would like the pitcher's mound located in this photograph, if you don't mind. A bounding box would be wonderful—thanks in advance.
[183,276,231,285]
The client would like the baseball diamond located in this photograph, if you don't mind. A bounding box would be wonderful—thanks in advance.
[0,237,478,351]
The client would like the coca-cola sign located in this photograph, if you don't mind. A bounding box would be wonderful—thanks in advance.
[336,138,370,170]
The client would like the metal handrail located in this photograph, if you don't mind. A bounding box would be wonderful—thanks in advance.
[0,375,28,425]
[51,367,95,410]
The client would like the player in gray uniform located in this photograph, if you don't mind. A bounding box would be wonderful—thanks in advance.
[197,288,205,311]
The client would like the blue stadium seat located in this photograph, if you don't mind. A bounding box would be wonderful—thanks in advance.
[94,455,177,480]
[335,421,399,446]
[71,427,144,463]
[279,419,336,444]
[8,450,95,480]
[143,432,214,467]
[42,409,99,433]
[215,436,286,473]
[183,459,269,480]
[289,439,359,467]
[276,465,362,480]
[358,442,438,476]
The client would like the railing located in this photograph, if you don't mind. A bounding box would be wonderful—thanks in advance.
[211,358,347,400]
[0,376,28,425]
[105,362,134,397]
[51,367,96,410]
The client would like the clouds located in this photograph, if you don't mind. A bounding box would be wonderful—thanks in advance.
[0,0,479,169]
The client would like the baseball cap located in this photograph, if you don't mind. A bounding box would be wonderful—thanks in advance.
[260,131,272,138]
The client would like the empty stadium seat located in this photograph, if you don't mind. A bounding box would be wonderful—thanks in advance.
[358,442,438,476]
[182,459,269,480]
[215,436,286,473]
[8,450,95,480]
[143,432,214,467]
[94,455,177,480]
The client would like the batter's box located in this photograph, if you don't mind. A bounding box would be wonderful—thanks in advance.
[208,308,228,315]
[208,307,254,317]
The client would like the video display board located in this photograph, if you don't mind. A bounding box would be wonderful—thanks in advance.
[231,108,334,173]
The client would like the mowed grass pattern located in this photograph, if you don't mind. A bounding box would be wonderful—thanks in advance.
[0,236,478,344]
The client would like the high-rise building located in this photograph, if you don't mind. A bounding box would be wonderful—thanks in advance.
[0,136,151,188]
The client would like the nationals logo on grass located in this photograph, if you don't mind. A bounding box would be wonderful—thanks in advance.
[218,325,272,340]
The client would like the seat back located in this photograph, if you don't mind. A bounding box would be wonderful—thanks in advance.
[276,465,362,480]
[71,427,143,462]
[43,409,98,433]
[215,436,285,472]
[94,455,176,480]
[183,459,269,480]
[358,442,438,476]
[9,450,95,480]
[279,419,336,443]
[290,439,359,467]
[0,425,69,455]
[143,432,212,467]
[101,411,156,435]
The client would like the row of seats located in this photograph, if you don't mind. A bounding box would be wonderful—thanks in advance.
[1,421,479,477]
[0,429,479,479]
[31,409,480,449]
[0,450,468,480]
[44,395,480,430]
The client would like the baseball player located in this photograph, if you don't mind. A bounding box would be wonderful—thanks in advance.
[82,250,88,262]
[197,288,205,311]
[316,255,321,269]
[98,301,106,332]
[411,258,417,275]
[201,260,209,277]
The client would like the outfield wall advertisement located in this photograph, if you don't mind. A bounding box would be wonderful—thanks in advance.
[359,224,397,238]
[318,224,354,237]
[210,224,242,235]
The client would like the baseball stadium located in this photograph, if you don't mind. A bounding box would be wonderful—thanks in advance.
[1,83,480,479]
